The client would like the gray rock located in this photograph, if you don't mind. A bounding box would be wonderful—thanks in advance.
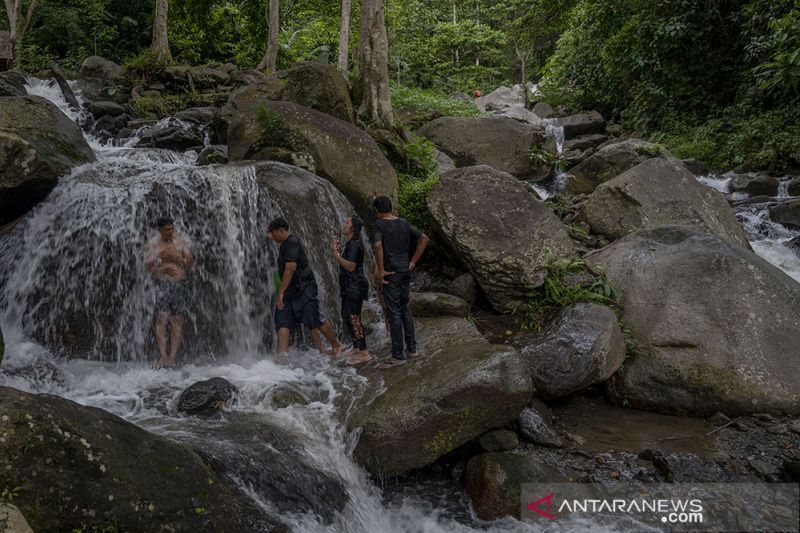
[769,199,800,228]
[749,458,779,477]
[518,406,564,447]
[532,101,556,119]
[0,359,65,389]
[590,226,800,415]
[788,420,800,434]
[522,302,626,399]
[136,125,203,151]
[644,449,754,482]
[447,272,478,305]
[197,145,228,166]
[465,452,565,520]
[729,172,780,197]
[77,55,125,99]
[474,86,524,112]
[174,106,216,125]
[269,383,311,409]
[228,101,398,220]
[409,292,470,318]
[282,61,355,123]
[89,100,126,117]
[427,165,575,311]
[215,78,285,143]
[0,96,95,225]
[554,111,606,140]
[493,106,545,126]
[787,177,800,197]
[562,133,608,152]
[0,386,287,532]
[418,115,551,180]
[348,316,532,476]
[0,71,27,97]
[566,138,661,195]
[0,504,33,533]
[478,430,519,453]
[580,157,751,249]
[177,377,238,416]
[434,149,456,175]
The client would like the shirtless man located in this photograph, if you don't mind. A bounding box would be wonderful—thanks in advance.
[145,217,194,369]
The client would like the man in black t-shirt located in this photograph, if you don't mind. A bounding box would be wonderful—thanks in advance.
[267,217,342,359]
[371,196,429,369]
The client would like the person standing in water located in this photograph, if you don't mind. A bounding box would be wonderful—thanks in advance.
[267,217,342,360]
[145,217,194,369]
[331,216,371,364]
[371,196,429,369]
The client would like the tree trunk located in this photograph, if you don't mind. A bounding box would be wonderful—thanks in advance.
[452,1,459,66]
[151,0,172,62]
[356,0,393,127]
[337,0,352,75]
[258,0,279,73]
[4,0,39,67]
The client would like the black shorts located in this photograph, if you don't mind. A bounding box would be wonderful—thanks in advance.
[275,296,324,331]
[155,281,188,315]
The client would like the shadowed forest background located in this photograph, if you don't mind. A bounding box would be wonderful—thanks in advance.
[2,0,799,174]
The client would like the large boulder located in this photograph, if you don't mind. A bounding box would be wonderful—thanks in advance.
[136,125,203,151]
[522,302,626,399]
[283,61,355,123]
[0,386,287,532]
[0,96,95,226]
[475,85,524,111]
[77,56,125,100]
[228,101,398,219]
[580,157,750,249]
[0,71,27,97]
[465,452,565,521]
[348,316,532,476]
[215,77,286,142]
[417,115,551,180]
[729,172,780,197]
[427,165,575,311]
[176,412,348,522]
[565,138,661,195]
[589,226,800,415]
[0,504,33,533]
[770,199,800,228]
[554,111,606,140]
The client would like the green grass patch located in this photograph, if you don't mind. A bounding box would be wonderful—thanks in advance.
[391,84,481,120]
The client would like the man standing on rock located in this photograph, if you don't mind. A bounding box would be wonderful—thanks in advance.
[267,217,342,360]
[371,196,429,369]
[145,217,194,369]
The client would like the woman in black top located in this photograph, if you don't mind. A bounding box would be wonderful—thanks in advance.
[331,216,371,364]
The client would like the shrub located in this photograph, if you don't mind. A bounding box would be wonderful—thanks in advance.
[391,84,481,119]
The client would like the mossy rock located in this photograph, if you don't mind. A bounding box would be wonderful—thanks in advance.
[283,61,355,123]
[0,386,287,532]
[347,317,532,476]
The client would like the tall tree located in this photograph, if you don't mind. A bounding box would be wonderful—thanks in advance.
[3,0,39,66]
[151,0,171,61]
[257,0,279,72]
[356,0,392,126]
[337,0,351,74]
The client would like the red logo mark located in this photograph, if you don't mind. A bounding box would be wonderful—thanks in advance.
[528,493,556,520]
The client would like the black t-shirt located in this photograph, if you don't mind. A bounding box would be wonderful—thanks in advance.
[278,235,318,301]
[339,239,369,300]
[372,217,423,273]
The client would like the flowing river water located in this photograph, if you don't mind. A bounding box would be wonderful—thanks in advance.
[1,79,797,532]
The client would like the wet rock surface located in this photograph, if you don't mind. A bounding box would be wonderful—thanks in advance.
[0,386,287,533]
[177,377,238,416]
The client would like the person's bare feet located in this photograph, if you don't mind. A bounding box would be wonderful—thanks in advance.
[346,350,373,365]
[329,342,343,358]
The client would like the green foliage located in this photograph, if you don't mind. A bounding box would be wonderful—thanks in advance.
[255,104,294,150]
[398,173,438,236]
[507,258,620,333]
[391,85,481,119]
[123,48,169,81]
[529,145,565,173]
[0,485,21,503]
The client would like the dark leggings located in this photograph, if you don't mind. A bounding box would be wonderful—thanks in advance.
[341,297,367,350]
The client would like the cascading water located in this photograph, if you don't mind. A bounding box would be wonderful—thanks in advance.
[694,173,800,282]
[1,79,576,532]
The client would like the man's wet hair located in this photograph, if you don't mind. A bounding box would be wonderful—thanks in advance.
[156,217,174,228]
[268,217,290,232]
[350,216,364,239]
[372,196,392,214]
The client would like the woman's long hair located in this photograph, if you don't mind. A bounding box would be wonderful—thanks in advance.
[349,216,364,242]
